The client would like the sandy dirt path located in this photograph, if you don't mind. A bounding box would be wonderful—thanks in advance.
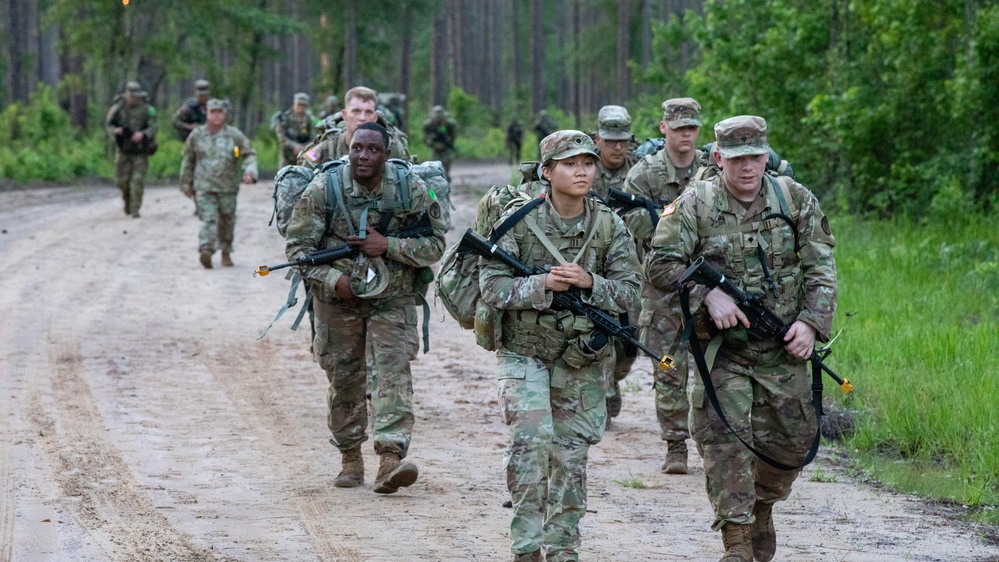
[0,162,995,562]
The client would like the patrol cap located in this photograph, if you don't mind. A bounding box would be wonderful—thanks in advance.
[125,81,146,97]
[195,79,210,94]
[206,98,226,111]
[596,105,632,141]
[325,95,339,105]
[350,256,390,299]
[294,92,311,105]
[540,130,598,163]
[713,115,770,158]
[661,97,702,129]
[431,105,445,115]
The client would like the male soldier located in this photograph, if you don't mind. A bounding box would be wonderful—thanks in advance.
[623,97,704,474]
[422,105,457,180]
[318,95,342,121]
[180,99,258,268]
[532,110,557,141]
[273,92,316,167]
[299,86,412,168]
[105,81,157,218]
[645,116,836,562]
[506,117,524,164]
[285,122,446,494]
[172,79,211,142]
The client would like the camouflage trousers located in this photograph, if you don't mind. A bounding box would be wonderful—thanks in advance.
[195,191,238,253]
[313,295,419,457]
[602,339,637,396]
[114,152,148,215]
[432,148,454,179]
[496,349,607,562]
[689,343,816,530]
[653,348,690,441]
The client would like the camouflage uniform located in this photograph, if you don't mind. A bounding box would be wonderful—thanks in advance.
[172,79,210,142]
[644,116,836,545]
[625,98,704,446]
[506,118,524,164]
[317,95,342,121]
[422,106,457,179]
[105,81,157,218]
[273,93,316,167]
[179,100,258,257]
[479,131,642,562]
[284,160,446,461]
[298,111,412,169]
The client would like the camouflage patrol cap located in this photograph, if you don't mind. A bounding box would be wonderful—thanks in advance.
[125,81,147,97]
[661,97,702,129]
[431,105,445,115]
[713,115,770,158]
[294,92,311,105]
[206,98,226,111]
[596,105,632,140]
[195,79,210,94]
[540,130,598,163]
[325,95,339,105]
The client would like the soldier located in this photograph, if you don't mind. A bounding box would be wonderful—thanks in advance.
[645,116,837,562]
[284,122,446,494]
[589,104,641,421]
[273,92,316,167]
[506,117,524,164]
[105,81,157,218]
[299,86,412,168]
[623,97,704,474]
[172,79,211,142]
[532,110,557,141]
[179,99,258,269]
[479,131,642,562]
[421,105,457,181]
[317,95,342,121]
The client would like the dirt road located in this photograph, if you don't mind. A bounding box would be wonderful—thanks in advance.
[0,162,995,561]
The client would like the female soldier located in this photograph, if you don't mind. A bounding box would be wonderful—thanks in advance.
[479,131,643,562]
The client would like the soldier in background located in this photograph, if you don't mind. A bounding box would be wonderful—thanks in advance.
[105,81,157,218]
[318,95,342,121]
[173,79,211,142]
[377,92,407,132]
[272,92,316,167]
[422,105,457,181]
[506,117,524,164]
[623,97,705,475]
[644,115,837,562]
[180,99,257,269]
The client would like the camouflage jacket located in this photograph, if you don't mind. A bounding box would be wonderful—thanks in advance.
[591,153,639,203]
[285,163,447,303]
[644,175,837,347]
[179,125,258,194]
[479,195,642,345]
[172,98,206,141]
[298,113,412,169]
[422,117,457,151]
[273,109,316,161]
[621,147,705,248]
[105,101,158,147]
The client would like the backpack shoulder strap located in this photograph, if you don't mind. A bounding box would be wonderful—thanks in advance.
[390,159,412,210]
[766,174,797,216]
[490,197,545,242]
[324,161,354,236]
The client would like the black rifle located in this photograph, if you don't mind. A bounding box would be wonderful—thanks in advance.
[114,127,158,155]
[459,228,675,371]
[255,215,433,277]
[678,256,851,393]
[607,188,660,228]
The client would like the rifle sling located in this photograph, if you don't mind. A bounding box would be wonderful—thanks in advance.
[679,284,823,471]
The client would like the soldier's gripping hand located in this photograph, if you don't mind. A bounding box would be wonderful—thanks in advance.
[704,288,751,331]
[548,263,594,289]
[333,275,356,300]
[130,131,144,144]
[242,173,256,184]
[346,226,388,258]
[783,321,816,360]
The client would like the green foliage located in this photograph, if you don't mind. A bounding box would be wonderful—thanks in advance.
[832,215,999,515]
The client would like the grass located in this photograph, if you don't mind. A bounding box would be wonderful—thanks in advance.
[828,213,999,523]
[613,471,654,489]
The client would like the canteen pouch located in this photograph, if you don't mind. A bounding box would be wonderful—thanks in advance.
[560,332,612,370]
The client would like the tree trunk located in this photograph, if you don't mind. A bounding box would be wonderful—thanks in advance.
[430,7,449,107]
[343,0,357,88]
[641,0,652,90]
[512,0,522,102]
[530,0,543,113]
[617,0,630,101]
[400,0,412,132]
[447,0,463,93]
[573,0,581,128]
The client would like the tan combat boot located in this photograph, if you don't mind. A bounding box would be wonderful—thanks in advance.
[199,250,213,269]
[719,522,753,562]
[333,446,364,488]
[512,550,542,562]
[373,452,418,494]
[751,501,776,562]
[221,251,234,267]
[661,439,688,474]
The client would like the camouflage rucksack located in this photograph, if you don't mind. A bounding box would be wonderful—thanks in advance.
[270,165,319,237]
[411,160,454,232]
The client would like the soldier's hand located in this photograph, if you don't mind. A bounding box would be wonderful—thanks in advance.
[704,288,750,331]
[783,321,816,360]
[548,263,593,289]
[543,273,572,292]
[346,226,388,257]
[130,131,144,143]
[333,275,355,300]
[114,127,124,136]
[242,173,255,184]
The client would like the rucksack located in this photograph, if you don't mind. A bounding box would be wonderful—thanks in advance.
[270,164,321,237]
[411,160,454,232]
[634,137,666,159]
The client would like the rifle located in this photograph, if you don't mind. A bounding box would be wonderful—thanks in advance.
[114,126,158,155]
[678,256,852,393]
[255,215,433,277]
[607,188,660,228]
[458,228,675,371]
